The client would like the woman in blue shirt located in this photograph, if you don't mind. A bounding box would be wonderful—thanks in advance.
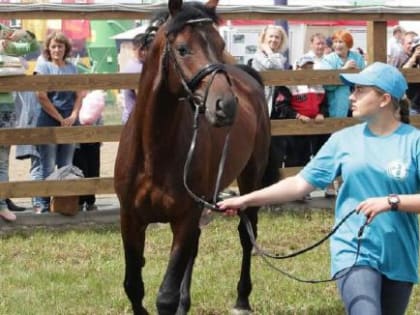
[322,30,365,118]
[218,62,420,315]
[35,31,84,213]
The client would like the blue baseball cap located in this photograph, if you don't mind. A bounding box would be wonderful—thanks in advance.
[340,62,408,100]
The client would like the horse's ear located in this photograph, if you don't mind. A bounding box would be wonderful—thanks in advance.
[168,0,182,16]
[205,0,219,9]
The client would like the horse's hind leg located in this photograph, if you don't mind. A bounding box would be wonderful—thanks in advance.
[232,208,258,315]
[157,223,201,315]
[121,216,148,315]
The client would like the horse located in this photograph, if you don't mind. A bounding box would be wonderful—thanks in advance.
[114,0,279,314]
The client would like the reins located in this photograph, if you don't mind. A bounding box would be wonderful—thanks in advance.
[239,210,369,283]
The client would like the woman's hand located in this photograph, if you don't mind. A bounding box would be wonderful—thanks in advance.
[314,114,325,123]
[343,59,357,69]
[356,197,390,223]
[9,29,28,41]
[403,47,420,68]
[260,43,273,55]
[61,112,78,127]
[217,196,247,217]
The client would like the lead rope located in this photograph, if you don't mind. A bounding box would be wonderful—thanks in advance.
[239,210,368,283]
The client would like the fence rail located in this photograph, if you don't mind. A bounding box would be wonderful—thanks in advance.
[1,4,420,200]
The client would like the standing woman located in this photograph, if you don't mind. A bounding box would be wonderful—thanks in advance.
[35,31,84,213]
[218,63,419,315]
[0,25,39,221]
[251,24,288,115]
[322,30,365,118]
[251,25,288,169]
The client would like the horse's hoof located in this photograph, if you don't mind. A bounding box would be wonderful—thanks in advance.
[231,308,253,315]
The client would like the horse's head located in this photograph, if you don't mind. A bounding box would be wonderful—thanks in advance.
[158,0,237,127]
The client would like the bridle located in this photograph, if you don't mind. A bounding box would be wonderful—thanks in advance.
[163,17,232,113]
[163,17,234,211]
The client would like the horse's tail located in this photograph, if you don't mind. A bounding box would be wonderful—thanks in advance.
[261,140,282,187]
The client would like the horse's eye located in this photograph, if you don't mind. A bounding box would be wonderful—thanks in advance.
[177,45,190,57]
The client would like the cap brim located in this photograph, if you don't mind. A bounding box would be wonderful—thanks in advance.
[340,73,374,87]
[298,61,314,67]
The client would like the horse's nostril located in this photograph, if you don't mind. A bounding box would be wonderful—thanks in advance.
[216,99,223,111]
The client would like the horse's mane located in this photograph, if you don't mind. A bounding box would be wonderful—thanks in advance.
[235,64,264,87]
[141,2,220,54]
[141,11,169,50]
[147,2,219,37]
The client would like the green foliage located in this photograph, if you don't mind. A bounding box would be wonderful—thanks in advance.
[1,210,420,314]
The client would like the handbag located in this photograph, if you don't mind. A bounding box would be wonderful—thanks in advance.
[0,55,26,76]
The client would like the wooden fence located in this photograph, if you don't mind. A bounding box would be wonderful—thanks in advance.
[1,4,420,199]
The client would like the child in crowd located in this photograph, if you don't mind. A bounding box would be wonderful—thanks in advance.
[271,55,328,168]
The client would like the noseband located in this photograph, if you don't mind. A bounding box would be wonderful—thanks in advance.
[164,17,232,112]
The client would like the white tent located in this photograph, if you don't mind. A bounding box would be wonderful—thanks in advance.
[111,25,149,40]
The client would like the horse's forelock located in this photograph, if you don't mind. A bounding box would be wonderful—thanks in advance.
[166,1,219,36]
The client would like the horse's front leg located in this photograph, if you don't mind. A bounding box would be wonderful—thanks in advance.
[156,220,201,315]
[232,208,258,315]
[121,212,148,315]
[176,241,200,314]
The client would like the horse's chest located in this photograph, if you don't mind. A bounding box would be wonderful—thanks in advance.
[135,176,177,210]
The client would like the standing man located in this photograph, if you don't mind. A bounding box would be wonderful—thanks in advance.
[390,30,418,68]
[402,36,420,115]
[304,32,327,69]
[387,25,405,65]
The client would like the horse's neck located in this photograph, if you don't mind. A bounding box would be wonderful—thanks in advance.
[140,89,192,174]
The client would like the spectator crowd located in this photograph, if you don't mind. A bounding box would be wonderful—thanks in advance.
[0,21,419,221]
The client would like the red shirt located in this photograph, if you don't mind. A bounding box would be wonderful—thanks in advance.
[288,85,325,118]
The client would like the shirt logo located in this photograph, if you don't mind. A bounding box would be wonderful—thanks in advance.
[387,160,408,180]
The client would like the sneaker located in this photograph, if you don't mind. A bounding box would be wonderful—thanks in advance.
[86,204,98,211]
[0,208,16,222]
[297,194,311,203]
[324,188,337,198]
[6,198,26,212]
[303,194,312,201]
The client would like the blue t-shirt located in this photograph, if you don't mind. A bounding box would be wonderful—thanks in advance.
[300,122,420,283]
[321,51,365,118]
[35,60,78,114]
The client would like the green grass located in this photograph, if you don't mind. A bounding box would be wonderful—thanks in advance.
[2,209,420,314]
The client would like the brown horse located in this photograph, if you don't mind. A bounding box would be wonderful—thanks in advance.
[114,0,279,314]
